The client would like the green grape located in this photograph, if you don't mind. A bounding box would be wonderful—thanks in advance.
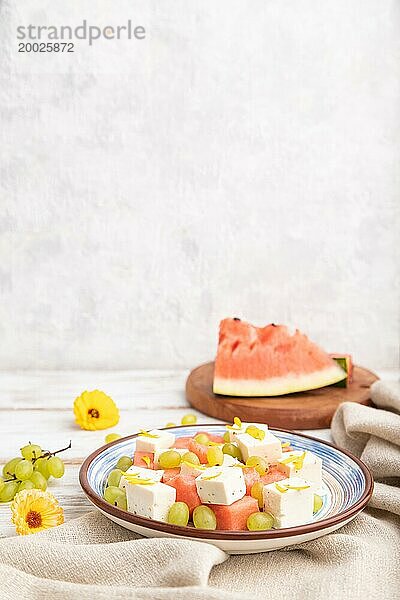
[18,480,35,492]
[105,433,121,444]
[0,480,19,502]
[20,444,42,461]
[194,433,209,445]
[167,502,189,526]
[247,512,274,531]
[250,481,265,509]
[206,446,224,467]
[222,443,243,461]
[2,457,22,479]
[246,456,268,475]
[0,477,4,494]
[313,494,323,513]
[116,456,133,471]
[245,425,265,441]
[107,468,123,487]
[193,505,217,530]
[159,450,182,469]
[30,471,48,491]
[181,452,200,465]
[34,457,50,479]
[14,459,34,481]
[181,414,197,425]
[223,431,231,443]
[104,486,127,510]
[47,456,65,478]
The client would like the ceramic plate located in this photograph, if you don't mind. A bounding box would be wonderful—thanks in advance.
[79,424,373,554]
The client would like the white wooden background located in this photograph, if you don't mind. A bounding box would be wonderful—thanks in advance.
[0,369,396,537]
[1,0,399,374]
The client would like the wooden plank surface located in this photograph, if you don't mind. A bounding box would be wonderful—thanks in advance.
[0,369,396,538]
[0,370,206,538]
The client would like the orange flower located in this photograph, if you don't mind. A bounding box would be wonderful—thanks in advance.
[73,390,119,431]
[11,489,64,535]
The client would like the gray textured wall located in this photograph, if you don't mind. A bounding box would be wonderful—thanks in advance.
[1,0,399,370]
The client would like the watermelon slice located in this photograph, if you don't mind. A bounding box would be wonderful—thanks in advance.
[210,496,259,530]
[213,318,346,396]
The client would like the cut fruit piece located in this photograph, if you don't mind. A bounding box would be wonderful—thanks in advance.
[242,466,261,495]
[206,433,225,444]
[210,495,259,530]
[165,474,202,514]
[213,318,346,396]
[174,437,193,450]
[161,468,180,483]
[188,439,209,464]
[260,465,287,485]
[133,452,155,469]
[330,354,353,387]
[192,431,224,445]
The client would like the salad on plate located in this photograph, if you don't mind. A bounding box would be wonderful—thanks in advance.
[102,417,325,532]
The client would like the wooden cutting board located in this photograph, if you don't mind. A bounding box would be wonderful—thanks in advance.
[186,362,378,429]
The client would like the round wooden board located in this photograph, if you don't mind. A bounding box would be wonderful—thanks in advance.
[186,362,379,430]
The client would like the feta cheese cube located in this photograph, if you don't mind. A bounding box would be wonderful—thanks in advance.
[195,466,246,505]
[222,453,240,467]
[236,431,282,463]
[277,451,322,486]
[125,480,176,521]
[119,465,164,490]
[153,447,188,468]
[263,477,314,528]
[227,422,269,442]
[135,429,175,453]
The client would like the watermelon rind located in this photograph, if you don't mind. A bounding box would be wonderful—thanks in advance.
[330,355,352,388]
[213,364,346,397]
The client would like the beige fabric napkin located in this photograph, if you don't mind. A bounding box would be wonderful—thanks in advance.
[331,380,400,516]
[1,380,399,600]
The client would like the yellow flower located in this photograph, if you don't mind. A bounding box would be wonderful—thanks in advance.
[73,389,119,431]
[11,489,64,535]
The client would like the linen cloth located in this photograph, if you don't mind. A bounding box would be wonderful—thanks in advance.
[0,380,399,600]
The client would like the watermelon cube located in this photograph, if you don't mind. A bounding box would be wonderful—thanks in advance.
[161,468,180,484]
[243,467,260,495]
[202,432,225,444]
[210,435,224,444]
[210,496,259,530]
[188,439,209,464]
[133,451,155,470]
[174,437,192,450]
[260,465,286,485]
[165,474,201,514]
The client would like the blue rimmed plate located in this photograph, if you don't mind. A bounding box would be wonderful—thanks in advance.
[79,425,373,554]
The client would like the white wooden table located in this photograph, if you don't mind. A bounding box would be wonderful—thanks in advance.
[0,369,395,538]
